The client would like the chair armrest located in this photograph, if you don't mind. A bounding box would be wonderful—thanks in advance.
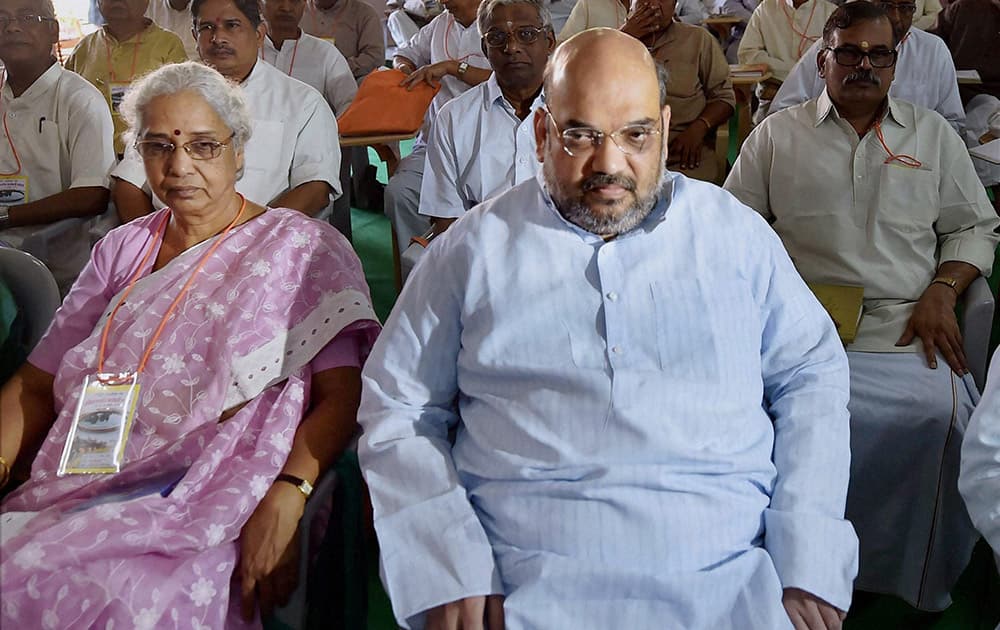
[961,275,995,392]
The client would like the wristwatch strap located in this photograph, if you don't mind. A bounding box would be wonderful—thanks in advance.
[930,276,958,292]
[457,61,469,76]
[275,473,314,499]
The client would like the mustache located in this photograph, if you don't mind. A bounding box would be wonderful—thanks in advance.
[581,173,637,193]
[844,69,881,86]
[209,44,236,55]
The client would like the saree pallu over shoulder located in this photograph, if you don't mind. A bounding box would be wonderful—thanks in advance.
[1,208,380,629]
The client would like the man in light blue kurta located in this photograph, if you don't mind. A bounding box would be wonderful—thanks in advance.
[359,29,858,630]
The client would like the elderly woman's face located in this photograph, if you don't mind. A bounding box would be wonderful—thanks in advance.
[137,90,244,215]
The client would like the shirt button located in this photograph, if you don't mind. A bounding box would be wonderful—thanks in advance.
[611,345,622,354]
[606,291,618,301]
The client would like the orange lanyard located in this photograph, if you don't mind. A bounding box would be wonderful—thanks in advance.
[781,0,820,58]
[104,27,143,84]
[97,195,248,376]
[874,121,922,168]
[443,15,484,62]
[0,73,22,177]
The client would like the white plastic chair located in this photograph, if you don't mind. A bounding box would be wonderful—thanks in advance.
[962,276,995,392]
[0,246,60,350]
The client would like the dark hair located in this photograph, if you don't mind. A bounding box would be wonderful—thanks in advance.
[191,0,264,28]
[822,1,898,48]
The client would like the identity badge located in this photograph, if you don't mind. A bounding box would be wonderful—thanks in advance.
[0,175,28,205]
[109,82,130,112]
[58,373,140,475]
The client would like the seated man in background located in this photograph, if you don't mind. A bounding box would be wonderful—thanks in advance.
[931,0,1000,203]
[772,0,964,133]
[111,0,341,226]
[261,0,357,238]
[145,0,199,58]
[626,0,734,182]
[66,0,187,155]
[301,0,386,80]
[719,0,760,63]
[360,27,858,630]
[418,0,553,236]
[911,0,941,29]
[959,348,1000,576]
[0,0,116,293]
[738,0,838,121]
[725,2,998,613]
[385,0,491,255]
[557,0,706,42]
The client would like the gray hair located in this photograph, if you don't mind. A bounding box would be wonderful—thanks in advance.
[477,0,553,37]
[120,61,252,152]
[39,0,56,18]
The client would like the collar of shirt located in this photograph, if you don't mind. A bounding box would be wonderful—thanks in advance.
[534,169,675,243]
[814,88,909,130]
[3,61,61,103]
[483,74,545,117]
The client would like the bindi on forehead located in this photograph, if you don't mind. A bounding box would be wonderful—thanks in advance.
[860,40,870,50]
[174,129,182,136]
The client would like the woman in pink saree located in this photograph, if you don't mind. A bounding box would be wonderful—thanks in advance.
[0,62,380,628]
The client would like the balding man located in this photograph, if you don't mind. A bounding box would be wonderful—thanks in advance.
[359,28,858,630]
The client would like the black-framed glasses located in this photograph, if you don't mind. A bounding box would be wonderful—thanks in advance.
[135,134,236,160]
[823,46,898,68]
[483,25,549,48]
[193,19,248,38]
[544,108,661,157]
[875,2,917,14]
[0,14,55,28]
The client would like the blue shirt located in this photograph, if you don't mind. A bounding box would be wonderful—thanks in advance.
[359,172,859,629]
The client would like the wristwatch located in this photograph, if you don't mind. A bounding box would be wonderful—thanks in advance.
[275,473,314,499]
[0,205,9,230]
[931,276,959,292]
[457,61,469,76]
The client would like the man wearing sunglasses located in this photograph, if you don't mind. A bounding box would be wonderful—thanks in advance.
[0,0,116,293]
[362,27,859,630]
[415,0,554,245]
[726,1,998,614]
[771,0,964,133]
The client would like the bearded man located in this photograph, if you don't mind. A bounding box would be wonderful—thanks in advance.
[357,27,859,630]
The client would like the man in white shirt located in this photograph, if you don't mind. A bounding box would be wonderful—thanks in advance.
[385,0,492,254]
[738,0,838,119]
[145,0,199,58]
[111,0,341,226]
[418,0,553,234]
[360,28,858,630]
[0,0,116,293]
[261,0,358,238]
[771,0,964,132]
[725,2,999,612]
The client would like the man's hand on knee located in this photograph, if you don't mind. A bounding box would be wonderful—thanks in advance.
[782,588,845,630]
[425,595,505,630]
[896,283,968,374]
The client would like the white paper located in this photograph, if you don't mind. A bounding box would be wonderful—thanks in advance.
[956,69,982,84]
[970,138,1000,165]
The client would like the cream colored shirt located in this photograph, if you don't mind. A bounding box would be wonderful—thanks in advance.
[913,0,943,30]
[145,0,199,60]
[724,91,999,353]
[737,0,838,81]
[557,0,708,41]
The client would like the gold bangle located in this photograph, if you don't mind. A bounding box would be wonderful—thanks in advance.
[696,116,713,131]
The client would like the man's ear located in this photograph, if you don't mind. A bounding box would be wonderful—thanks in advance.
[816,48,828,79]
[533,108,547,163]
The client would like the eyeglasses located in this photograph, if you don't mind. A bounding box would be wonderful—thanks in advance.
[823,46,897,68]
[545,109,661,157]
[875,2,917,14]
[0,14,55,28]
[135,134,236,160]
[194,19,248,38]
[483,25,549,49]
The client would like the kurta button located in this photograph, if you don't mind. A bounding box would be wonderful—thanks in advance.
[607,292,618,301]
[611,345,622,354]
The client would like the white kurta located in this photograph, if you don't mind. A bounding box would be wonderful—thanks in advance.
[418,75,542,219]
[145,0,199,60]
[112,61,341,210]
[261,32,358,116]
[960,346,1000,570]
[0,64,115,292]
[360,172,858,629]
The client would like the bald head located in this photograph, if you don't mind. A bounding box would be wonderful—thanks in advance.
[544,28,668,114]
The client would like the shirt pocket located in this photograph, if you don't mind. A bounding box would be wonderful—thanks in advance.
[241,120,286,204]
[876,164,939,237]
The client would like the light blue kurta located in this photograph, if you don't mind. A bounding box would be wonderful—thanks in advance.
[358,172,859,629]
